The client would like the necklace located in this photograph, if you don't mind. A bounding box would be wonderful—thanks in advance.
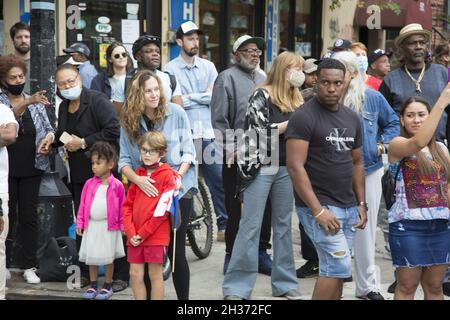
[404,64,426,93]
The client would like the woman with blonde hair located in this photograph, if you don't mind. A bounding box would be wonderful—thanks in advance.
[118,70,196,300]
[222,51,303,300]
[333,51,399,300]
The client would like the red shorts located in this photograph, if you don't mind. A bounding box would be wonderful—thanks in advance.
[127,245,166,264]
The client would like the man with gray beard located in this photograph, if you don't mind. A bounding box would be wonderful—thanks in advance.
[211,35,273,276]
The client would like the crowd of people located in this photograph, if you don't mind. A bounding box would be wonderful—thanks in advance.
[0,20,450,301]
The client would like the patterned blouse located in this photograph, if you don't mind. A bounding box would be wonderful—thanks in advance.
[0,90,54,171]
[388,143,450,223]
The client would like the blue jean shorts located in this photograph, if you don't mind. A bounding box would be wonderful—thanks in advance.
[296,205,359,278]
[389,219,450,268]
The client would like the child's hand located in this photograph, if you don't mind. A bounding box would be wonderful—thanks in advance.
[76,228,83,236]
[130,235,143,247]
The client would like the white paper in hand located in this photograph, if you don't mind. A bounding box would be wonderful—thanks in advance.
[59,131,72,145]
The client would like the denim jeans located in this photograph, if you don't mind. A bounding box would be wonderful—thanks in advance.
[195,139,228,231]
[297,205,358,278]
[222,166,298,299]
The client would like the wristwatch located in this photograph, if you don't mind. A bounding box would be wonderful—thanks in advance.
[80,138,87,150]
[358,201,368,210]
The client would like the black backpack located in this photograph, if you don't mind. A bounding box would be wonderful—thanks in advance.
[38,237,78,282]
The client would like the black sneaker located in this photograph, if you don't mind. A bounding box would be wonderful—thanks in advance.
[258,249,272,276]
[296,260,319,278]
[387,280,397,294]
[357,291,385,300]
[443,282,450,297]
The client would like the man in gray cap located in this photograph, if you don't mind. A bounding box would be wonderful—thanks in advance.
[211,35,273,276]
[63,43,98,88]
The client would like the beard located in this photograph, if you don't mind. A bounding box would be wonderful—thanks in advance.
[15,44,30,55]
[236,56,259,72]
[185,47,199,57]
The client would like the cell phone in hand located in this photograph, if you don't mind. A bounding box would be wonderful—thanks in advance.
[59,131,72,145]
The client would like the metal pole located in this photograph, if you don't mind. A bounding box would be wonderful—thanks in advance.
[30,0,56,125]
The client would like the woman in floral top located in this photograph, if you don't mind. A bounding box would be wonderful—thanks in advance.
[388,86,450,300]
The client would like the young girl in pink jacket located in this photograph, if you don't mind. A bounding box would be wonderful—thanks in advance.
[76,141,125,300]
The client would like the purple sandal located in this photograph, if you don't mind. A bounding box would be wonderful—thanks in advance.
[83,288,98,300]
[95,288,113,300]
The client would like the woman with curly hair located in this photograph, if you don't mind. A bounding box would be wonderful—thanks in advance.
[119,69,196,300]
[0,55,53,284]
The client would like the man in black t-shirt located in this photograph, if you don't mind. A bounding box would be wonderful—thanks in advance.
[285,58,367,300]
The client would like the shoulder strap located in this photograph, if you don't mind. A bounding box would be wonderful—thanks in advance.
[163,71,177,92]
[394,159,404,182]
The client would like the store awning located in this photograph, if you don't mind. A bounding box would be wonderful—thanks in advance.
[354,0,432,30]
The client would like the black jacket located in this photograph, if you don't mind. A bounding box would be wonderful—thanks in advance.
[90,70,112,99]
[55,87,120,183]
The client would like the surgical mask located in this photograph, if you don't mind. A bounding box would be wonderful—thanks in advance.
[60,85,82,101]
[357,55,369,73]
[287,69,305,88]
[7,83,25,96]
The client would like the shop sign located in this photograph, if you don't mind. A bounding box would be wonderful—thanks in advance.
[169,0,196,60]
[296,42,311,57]
[96,23,112,34]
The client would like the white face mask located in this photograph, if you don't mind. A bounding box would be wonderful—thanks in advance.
[356,55,369,74]
[287,69,305,88]
[60,85,82,101]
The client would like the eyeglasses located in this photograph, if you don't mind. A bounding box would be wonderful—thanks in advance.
[56,74,79,88]
[238,48,262,56]
[140,147,160,156]
[113,52,128,59]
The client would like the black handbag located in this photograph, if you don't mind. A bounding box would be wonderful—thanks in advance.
[38,236,78,282]
[381,160,404,210]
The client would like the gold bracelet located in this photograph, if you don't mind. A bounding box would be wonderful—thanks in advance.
[314,208,325,219]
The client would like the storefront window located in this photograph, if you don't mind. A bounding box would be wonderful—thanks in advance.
[279,0,314,58]
[199,0,221,66]
[294,0,312,58]
[230,0,255,51]
[66,1,144,69]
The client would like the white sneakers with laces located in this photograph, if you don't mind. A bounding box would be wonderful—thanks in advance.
[23,268,40,284]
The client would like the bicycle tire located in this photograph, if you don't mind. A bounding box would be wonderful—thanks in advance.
[187,177,214,259]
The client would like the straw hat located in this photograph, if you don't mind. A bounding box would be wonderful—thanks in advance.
[394,23,431,48]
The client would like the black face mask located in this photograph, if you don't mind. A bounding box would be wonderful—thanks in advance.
[7,83,25,96]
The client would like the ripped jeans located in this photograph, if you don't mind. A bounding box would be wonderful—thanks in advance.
[296,205,358,278]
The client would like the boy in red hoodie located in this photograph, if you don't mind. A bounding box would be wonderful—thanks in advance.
[123,131,180,300]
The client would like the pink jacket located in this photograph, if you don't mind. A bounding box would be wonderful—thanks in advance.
[76,175,125,231]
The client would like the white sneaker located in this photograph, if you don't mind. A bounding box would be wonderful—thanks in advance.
[5,268,11,280]
[23,268,40,284]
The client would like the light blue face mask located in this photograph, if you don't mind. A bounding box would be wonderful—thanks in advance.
[357,55,369,74]
[60,86,82,101]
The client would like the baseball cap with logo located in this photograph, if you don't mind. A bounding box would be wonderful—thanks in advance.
[176,21,203,39]
[327,39,352,52]
[232,35,266,54]
[63,43,91,58]
[368,49,392,65]
[303,58,318,74]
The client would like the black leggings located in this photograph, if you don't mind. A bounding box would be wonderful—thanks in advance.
[144,197,191,300]
[6,175,42,269]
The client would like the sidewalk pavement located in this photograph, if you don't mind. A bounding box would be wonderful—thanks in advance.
[4,213,445,300]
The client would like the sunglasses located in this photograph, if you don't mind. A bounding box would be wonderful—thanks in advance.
[113,52,127,59]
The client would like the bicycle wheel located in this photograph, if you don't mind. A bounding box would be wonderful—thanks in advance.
[187,177,214,259]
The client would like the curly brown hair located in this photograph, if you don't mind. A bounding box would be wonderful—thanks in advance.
[0,55,27,89]
[120,70,167,142]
